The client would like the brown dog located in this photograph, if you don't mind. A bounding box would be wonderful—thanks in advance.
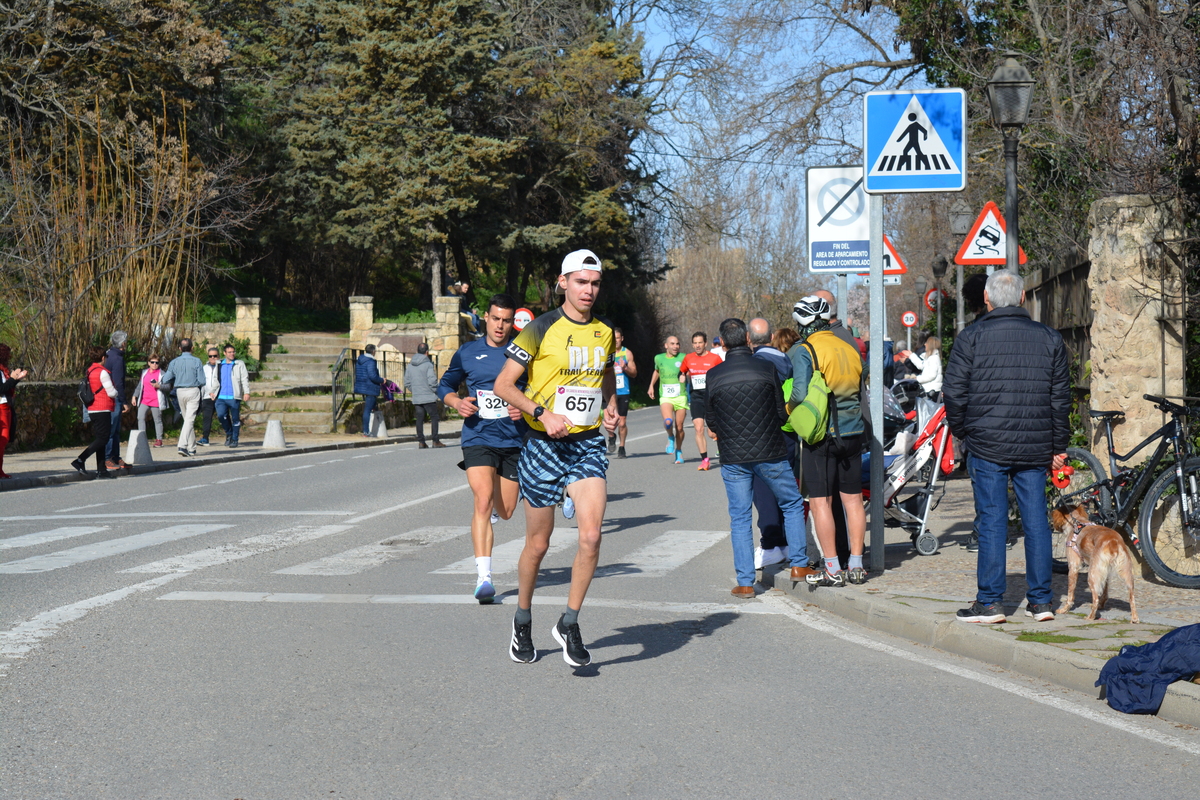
[1050,505,1139,623]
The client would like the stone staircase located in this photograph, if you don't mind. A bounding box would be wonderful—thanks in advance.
[243,332,349,435]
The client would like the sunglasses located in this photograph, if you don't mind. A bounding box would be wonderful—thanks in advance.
[208,354,219,358]
[148,360,159,364]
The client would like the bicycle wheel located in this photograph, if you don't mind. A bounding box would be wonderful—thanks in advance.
[1138,457,1200,588]
[1045,447,1111,572]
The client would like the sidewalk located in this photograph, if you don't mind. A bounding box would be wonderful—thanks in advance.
[0,420,464,492]
[760,473,1200,727]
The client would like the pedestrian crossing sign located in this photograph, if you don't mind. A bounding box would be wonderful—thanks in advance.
[863,89,967,194]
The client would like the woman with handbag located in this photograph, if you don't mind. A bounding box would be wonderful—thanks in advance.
[72,346,120,479]
[133,354,167,447]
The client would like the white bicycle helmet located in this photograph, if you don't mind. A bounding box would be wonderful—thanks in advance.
[792,295,832,327]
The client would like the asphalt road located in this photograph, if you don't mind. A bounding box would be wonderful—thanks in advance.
[3,408,1200,799]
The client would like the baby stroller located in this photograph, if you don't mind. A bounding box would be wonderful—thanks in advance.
[862,396,955,555]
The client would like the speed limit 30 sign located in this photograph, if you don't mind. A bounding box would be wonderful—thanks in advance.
[901,310,918,328]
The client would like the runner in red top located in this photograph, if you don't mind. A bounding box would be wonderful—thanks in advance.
[680,332,725,471]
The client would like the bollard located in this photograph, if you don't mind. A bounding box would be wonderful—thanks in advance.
[124,429,154,466]
[263,419,288,449]
[370,409,387,438]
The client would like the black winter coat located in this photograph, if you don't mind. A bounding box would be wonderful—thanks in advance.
[943,306,1070,467]
[705,346,789,465]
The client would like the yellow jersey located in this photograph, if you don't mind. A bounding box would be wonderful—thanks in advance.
[505,307,614,440]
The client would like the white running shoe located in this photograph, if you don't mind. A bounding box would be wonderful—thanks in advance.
[562,494,576,519]
[754,546,766,569]
[490,511,500,526]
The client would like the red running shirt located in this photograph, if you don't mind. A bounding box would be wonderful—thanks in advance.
[680,352,724,392]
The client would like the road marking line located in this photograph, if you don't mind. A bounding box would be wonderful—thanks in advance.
[287,465,315,470]
[0,512,354,521]
[0,575,183,659]
[55,503,109,513]
[760,594,1200,756]
[276,526,470,575]
[351,455,372,459]
[157,591,783,615]
[0,525,233,574]
[322,459,344,463]
[123,524,356,574]
[176,484,208,492]
[119,493,165,502]
[345,484,472,523]
[0,527,109,551]
[594,530,727,578]
[215,477,250,484]
[258,471,283,476]
[431,529,575,575]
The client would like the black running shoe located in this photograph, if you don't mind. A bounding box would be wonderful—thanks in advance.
[551,614,591,667]
[70,459,89,477]
[1024,603,1055,621]
[616,446,627,459]
[509,619,537,663]
[963,533,1016,552]
[606,436,617,455]
[956,601,1006,624]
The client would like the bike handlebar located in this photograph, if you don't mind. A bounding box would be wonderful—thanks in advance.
[1144,394,1196,416]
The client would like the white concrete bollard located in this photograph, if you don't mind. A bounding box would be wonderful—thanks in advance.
[263,419,288,449]
[370,409,387,438]
[125,429,154,465]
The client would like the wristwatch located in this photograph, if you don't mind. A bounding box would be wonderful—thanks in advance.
[532,405,546,420]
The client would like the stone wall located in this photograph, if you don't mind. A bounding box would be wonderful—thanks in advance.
[1087,195,1185,457]
[337,397,449,434]
[7,382,143,451]
[358,295,471,379]
[187,323,237,347]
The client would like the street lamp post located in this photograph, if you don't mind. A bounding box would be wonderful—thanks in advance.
[913,275,927,351]
[949,199,973,333]
[931,255,948,342]
[986,53,1035,274]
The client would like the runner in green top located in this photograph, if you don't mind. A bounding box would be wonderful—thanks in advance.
[648,335,689,463]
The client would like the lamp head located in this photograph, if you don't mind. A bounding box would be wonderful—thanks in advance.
[986,53,1035,131]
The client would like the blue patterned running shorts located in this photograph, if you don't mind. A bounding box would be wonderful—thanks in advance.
[517,435,609,508]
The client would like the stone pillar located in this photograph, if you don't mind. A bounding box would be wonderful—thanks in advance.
[1087,196,1185,457]
[234,298,262,360]
[350,296,374,349]
[151,296,175,350]
[431,296,462,377]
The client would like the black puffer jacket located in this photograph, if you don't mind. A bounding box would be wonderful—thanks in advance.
[705,346,788,465]
[943,306,1070,467]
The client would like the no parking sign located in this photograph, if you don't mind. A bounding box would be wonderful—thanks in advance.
[513,308,534,331]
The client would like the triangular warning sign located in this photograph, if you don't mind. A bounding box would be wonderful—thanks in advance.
[954,201,1027,265]
[868,97,962,177]
[855,235,908,276]
[883,235,907,274]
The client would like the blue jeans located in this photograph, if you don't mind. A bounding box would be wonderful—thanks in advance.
[362,394,377,436]
[721,458,806,586]
[106,408,122,462]
[215,398,241,443]
[968,454,1053,606]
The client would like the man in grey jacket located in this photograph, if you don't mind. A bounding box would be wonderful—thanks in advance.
[405,343,443,448]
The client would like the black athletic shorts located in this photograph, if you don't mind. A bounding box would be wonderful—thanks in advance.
[802,434,864,498]
[616,395,630,416]
[689,390,708,421]
[458,445,521,481]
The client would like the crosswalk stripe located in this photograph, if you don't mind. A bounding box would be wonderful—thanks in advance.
[0,525,232,574]
[122,524,356,574]
[594,530,728,578]
[276,526,470,576]
[429,528,575,575]
[0,526,109,551]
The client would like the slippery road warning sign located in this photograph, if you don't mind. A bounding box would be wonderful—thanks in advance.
[954,201,1027,265]
[864,89,967,194]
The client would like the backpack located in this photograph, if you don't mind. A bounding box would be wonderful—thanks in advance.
[787,342,836,445]
[77,366,96,408]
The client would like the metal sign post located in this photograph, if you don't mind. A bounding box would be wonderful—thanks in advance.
[868,194,886,574]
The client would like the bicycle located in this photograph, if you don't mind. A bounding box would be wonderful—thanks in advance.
[1048,394,1200,588]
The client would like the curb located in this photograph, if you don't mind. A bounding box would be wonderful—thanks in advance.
[760,567,1200,729]
[0,431,463,493]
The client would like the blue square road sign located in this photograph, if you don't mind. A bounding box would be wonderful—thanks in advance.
[864,89,967,194]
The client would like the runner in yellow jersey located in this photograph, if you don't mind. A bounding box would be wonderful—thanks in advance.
[494,249,618,667]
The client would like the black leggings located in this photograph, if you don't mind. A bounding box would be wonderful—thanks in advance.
[414,402,439,445]
[78,411,112,471]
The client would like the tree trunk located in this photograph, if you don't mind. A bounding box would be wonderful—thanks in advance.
[424,223,445,303]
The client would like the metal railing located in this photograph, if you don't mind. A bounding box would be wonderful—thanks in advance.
[331,348,426,431]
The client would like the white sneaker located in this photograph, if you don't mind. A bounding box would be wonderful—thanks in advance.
[490,511,500,526]
[754,546,766,569]
[761,547,787,567]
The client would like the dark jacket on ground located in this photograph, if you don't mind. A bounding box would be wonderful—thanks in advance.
[1097,623,1200,714]
[354,353,384,396]
[705,346,788,466]
[943,305,1070,467]
[104,346,126,404]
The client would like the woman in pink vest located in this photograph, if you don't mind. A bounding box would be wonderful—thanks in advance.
[134,353,167,447]
[72,345,119,479]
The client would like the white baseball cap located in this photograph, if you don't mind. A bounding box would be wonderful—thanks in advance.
[561,249,602,275]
